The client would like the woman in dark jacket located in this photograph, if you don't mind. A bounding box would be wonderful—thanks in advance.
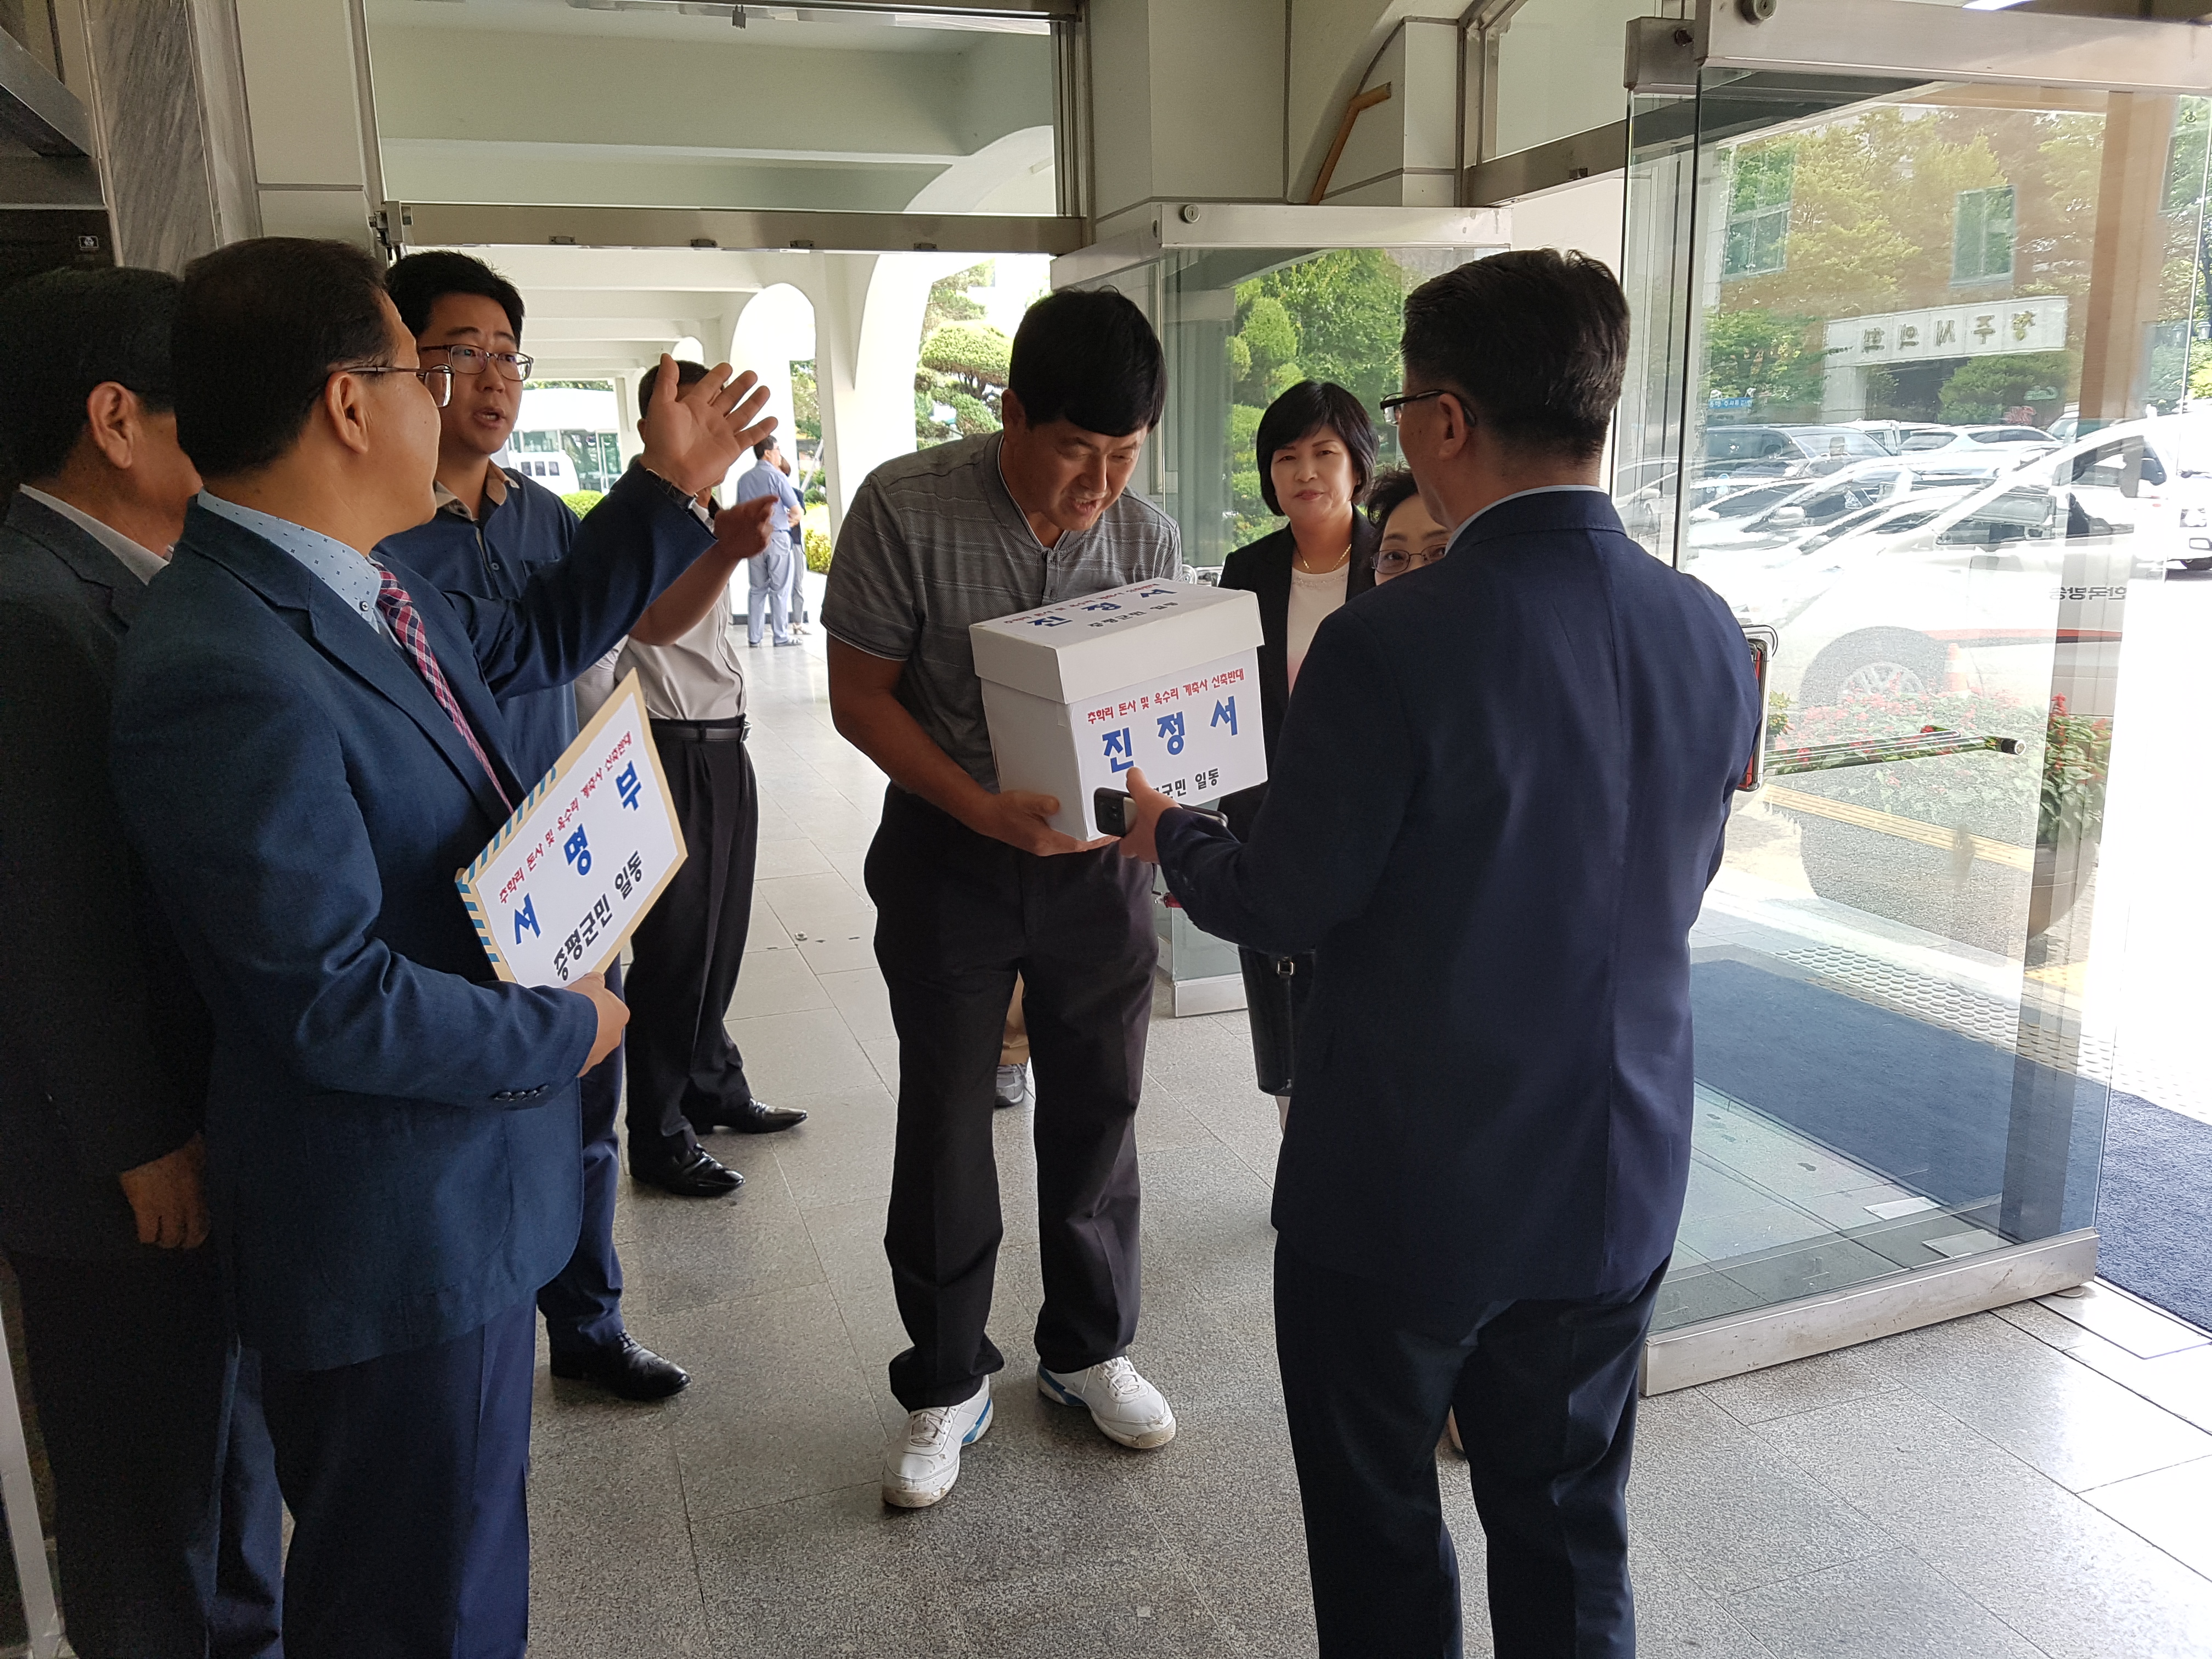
[1214,380,1379,1128]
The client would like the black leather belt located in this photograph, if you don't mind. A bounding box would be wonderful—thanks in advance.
[650,715,750,744]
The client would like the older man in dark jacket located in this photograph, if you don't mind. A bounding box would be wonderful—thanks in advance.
[1120,250,1760,1659]
[0,267,284,1658]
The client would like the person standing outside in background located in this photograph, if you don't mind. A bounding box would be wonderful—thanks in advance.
[735,435,802,647]
[0,265,284,1659]
[775,442,811,632]
[587,362,808,1206]
[1116,250,1759,1657]
[825,289,1182,1510]
[377,251,774,1397]
[1213,380,1379,1133]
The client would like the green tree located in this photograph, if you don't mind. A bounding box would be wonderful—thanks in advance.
[919,323,1011,397]
[789,359,821,447]
[914,320,1012,445]
[1938,349,2073,421]
[922,262,991,335]
[1705,310,1829,405]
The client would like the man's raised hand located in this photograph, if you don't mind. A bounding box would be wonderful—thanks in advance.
[638,352,776,498]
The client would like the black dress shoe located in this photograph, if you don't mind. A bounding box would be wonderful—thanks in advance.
[630,1144,744,1197]
[550,1336,691,1401]
[690,1098,808,1135]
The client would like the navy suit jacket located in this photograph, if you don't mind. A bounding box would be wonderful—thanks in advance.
[1157,490,1759,1319]
[109,466,709,1370]
[0,494,210,1259]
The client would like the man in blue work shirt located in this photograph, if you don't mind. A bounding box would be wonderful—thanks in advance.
[377,251,776,1401]
[733,435,802,646]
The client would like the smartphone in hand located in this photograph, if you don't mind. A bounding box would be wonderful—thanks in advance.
[1093,786,1226,838]
[1093,787,1136,838]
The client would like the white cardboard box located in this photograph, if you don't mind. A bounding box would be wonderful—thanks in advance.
[971,578,1268,839]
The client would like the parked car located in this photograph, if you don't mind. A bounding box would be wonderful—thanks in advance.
[1846,420,1959,454]
[1683,459,1984,560]
[1718,421,2210,714]
[1906,423,2059,456]
[1704,424,1889,477]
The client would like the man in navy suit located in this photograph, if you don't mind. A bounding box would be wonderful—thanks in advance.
[108,238,771,1658]
[1119,250,1760,1657]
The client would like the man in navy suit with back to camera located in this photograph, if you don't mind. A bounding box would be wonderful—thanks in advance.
[108,236,772,1658]
[1118,249,1760,1658]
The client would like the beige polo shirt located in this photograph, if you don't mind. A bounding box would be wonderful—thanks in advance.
[573,495,748,725]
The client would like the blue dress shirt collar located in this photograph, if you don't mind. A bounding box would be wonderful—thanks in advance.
[196,492,397,646]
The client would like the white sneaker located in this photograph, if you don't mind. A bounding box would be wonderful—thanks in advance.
[881,1380,992,1509]
[1037,1357,1176,1449]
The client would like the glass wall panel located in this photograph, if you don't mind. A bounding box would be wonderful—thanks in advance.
[1121,245,1483,572]
[1620,70,2207,1333]
[361,2,1058,216]
[1077,237,1483,998]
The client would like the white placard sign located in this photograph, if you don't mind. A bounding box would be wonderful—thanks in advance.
[1068,650,1261,808]
[456,670,686,986]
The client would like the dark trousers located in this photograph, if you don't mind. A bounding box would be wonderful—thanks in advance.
[1237,946,1314,1097]
[538,957,627,1360]
[866,786,1156,1410]
[9,1249,284,1659]
[1273,1243,1663,1659]
[625,722,758,1158]
[259,1300,535,1659]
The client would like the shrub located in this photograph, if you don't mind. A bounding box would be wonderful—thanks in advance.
[804,526,833,574]
[561,489,605,517]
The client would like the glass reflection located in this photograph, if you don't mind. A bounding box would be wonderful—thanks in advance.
[1619,76,2206,1330]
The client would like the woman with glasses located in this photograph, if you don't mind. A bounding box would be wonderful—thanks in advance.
[1362,467,1453,584]
[1215,380,1379,1131]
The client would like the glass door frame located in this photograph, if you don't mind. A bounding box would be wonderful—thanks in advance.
[1633,0,2212,1392]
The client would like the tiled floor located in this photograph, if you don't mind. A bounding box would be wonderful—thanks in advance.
[526,633,2212,1658]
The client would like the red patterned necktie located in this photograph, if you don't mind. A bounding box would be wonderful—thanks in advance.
[370,562,513,813]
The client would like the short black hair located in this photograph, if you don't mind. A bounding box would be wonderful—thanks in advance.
[1401,249,1628,462]
[385,250,524,341]
[1255,380,1378,515]
[753,435,779,460]
[1008,288,1165,437]
[174,238,392,479]
[0,267,181,481]
[1363,467,1423,541]
[637,358,709,416]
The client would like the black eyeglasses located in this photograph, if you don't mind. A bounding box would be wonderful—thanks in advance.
[342,363,454,408]
[1375,545,1449,576]
[425,344,534,382]
[1379,388,1454,427]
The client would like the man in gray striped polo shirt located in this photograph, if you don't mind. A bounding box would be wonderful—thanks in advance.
[823,289,1182,1509]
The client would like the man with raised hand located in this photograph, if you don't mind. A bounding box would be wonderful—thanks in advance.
[377,250,776,1401]
[109,236,770,1658]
